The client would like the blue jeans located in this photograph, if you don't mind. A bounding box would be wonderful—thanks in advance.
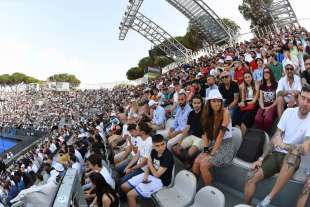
[116,159,130,175]
[119,168,144,184]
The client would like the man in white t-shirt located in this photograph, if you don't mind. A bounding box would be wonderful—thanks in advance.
[244,85,310,206]
[148,100,166,130]
[120,121,153,184]
[276,63,302,117]
[115,124,140,173]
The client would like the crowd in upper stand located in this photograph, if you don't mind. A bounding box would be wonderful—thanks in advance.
[0,26,310,207]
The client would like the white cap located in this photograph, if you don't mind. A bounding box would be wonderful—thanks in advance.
[168,84,174,88]
[284,61,295,69]
[225,56,233,61]
[206,89,223,101]
[148,100,158,107]
[218,59,225,64]
[196,72,203,79]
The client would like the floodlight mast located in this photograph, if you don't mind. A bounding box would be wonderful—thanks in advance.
[118,0,192,62]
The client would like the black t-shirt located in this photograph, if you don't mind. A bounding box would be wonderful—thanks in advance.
[301,70,310,85]
[187,110,203,137]
[150,149,174,186]
[219,81,239,106]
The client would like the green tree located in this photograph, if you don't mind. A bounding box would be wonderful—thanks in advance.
[153,56,174,68]
[10,72,28,85]
[239,0,274,28]
[221,18,241,34]
[149,46,166,59]
[48,73,81,87]
[0,74,11,87]
[138,57,154,70]
[183,22,204,51]
[126,67,144,80]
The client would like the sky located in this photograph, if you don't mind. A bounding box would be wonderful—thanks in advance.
[0,0,309,86]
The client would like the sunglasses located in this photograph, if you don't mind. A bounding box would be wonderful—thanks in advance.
[263,70,270,74]
[221,75,229,79]
[286,67,294,71]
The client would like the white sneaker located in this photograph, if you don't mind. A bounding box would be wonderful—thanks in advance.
[256,195,271,207]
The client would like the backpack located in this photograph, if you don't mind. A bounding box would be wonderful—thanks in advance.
[237,128,265,162]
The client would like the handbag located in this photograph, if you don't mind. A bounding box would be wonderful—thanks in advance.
[240,102,256,111]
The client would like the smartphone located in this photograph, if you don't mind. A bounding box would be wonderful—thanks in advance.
[142,180,152,184]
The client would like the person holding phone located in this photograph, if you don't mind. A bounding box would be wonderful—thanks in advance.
[121,134,174,207]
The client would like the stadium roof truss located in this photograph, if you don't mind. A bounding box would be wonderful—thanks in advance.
[165,0,233,46]
[268,0,299,28]
[119,0,192,61]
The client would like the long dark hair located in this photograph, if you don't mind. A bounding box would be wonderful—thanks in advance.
[202,99,224,140]
[261,66,277,90]
[89,172,118,207]
[242,72,256,99]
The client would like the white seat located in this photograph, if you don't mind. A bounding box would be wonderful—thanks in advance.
[189,186,225,207]
[234,204,252,207]
[152,170,197,207]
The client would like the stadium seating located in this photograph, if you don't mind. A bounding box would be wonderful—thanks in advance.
[152,170,197,207]
[189,186,225,207]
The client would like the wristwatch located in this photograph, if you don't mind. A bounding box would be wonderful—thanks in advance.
[258,157,264,162]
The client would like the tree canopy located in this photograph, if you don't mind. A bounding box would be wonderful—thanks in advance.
[48,73,81,87]
[0,73,40,87]
[126,67,144,80]
[222,18,241,34]
[239,0,274,28]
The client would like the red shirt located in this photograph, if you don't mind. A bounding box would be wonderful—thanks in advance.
[250,60,258,71]
[234,67,245,85]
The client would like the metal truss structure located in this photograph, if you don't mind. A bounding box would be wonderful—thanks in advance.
[119,0,191,61]
[165,0,233,45]
[268,0,299,28]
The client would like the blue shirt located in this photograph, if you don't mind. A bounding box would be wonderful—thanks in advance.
[171,104,192,132]
[253,67,263,81]
[152,105,166,126]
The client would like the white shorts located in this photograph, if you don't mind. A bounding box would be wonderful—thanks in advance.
[128,173,163,198]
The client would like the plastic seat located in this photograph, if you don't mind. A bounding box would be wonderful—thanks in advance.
[189,186,225,207]
[232,129,270,170]
[152,170,197,207]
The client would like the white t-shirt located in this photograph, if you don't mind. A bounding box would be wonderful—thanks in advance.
[276,107,310,154]
[99,167,115,189]
[72,162,82,176]
[276,75,302,102]
[137,136,153,171]
[129,136,141,156]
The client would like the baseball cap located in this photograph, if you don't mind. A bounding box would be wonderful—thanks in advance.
[206,89,223,101]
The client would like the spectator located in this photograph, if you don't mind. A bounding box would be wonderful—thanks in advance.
[235,72,259,137]
[301,55,310,86]
[166,93,192,151]
[192,89,234,185]
[244,85,310,206]
[253,58,264,86]
[233,60,246,85]
[218,71,240,122]
[255,66,278,132]
[172,95,204,168]
[148,100,166,131]
[89,172,119,207]
[121,122,152,184]
[121,134,174,207]
[276,63,302,117]
[205,75,218,98]
[269,54,283,81]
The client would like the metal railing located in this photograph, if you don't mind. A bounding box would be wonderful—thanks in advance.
[52,168,87,207]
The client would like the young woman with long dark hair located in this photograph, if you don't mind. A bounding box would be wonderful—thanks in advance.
[255,66,278,132]
[192,89,234,185]
[235,72,259,137]
[89,172,119,207]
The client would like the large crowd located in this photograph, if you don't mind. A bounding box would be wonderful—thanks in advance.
[0,26,309,207]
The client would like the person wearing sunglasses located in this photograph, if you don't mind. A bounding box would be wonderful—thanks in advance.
[218,71,240,124]
[301,55,310,86]
[276,63,302,117]
[255,66,278,133]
